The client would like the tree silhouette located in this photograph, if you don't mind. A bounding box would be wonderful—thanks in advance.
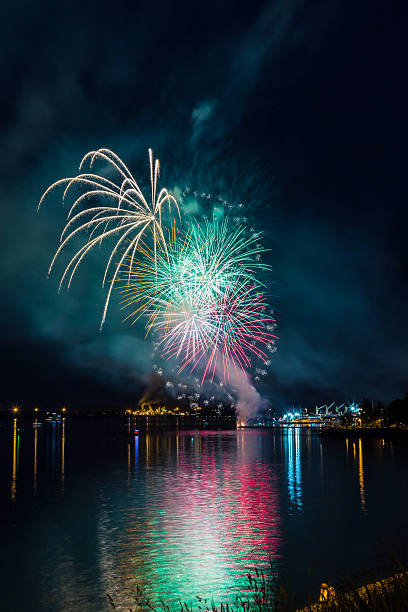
[386,392,408,425]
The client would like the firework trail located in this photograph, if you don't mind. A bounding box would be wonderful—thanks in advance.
[38,148,179,328]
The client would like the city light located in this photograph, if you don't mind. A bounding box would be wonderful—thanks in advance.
[277,403,364,427]
[346,402,361,414]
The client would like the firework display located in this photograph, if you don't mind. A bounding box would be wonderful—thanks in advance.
[119,218,276,384]
[158,281,275,385]
[38,148,179,329]
[40,149,277,385]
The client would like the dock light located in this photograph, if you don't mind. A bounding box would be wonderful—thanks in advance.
[61,407,66,413]
[12,406,19,414]
[34,407,39,413]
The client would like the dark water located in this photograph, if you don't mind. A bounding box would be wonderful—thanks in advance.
[1,418,407,611]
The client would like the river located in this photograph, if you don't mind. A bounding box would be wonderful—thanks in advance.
[1,417,407,610]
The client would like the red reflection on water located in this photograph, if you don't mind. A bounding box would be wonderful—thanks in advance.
[160,432,281,584]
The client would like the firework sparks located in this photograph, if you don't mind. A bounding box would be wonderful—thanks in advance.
[38,148,179,328]
[119,217,276,384]
[119,216,271,327]
[156,282,277,385]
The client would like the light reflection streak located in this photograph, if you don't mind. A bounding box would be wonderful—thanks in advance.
[134,436,139,466]
[358,438,366,512]
[295,429,301,503]
[61,418,65,493]
[319,440,323,482]
[286,427,302,509]
[11,418,18,501]
[34,421,38,495]
[51,420,57,472]
[287,430,293,502]
[146,434,151,467]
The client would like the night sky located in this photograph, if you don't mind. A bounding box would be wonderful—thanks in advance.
[0,0,405,410]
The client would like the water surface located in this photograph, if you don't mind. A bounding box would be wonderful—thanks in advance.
[1,418,407,610]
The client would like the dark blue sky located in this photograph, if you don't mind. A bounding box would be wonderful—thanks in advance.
[0,0,405,409]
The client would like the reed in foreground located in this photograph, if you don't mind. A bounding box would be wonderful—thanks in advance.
[107,560,408,612]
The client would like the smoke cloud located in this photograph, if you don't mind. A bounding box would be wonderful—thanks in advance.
[219,362,269,423]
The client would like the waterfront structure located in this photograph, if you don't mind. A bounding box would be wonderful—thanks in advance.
[278,403,361,426]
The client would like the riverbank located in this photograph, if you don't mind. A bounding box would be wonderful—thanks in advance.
[299,570,408,611]
[108,564,408,611]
